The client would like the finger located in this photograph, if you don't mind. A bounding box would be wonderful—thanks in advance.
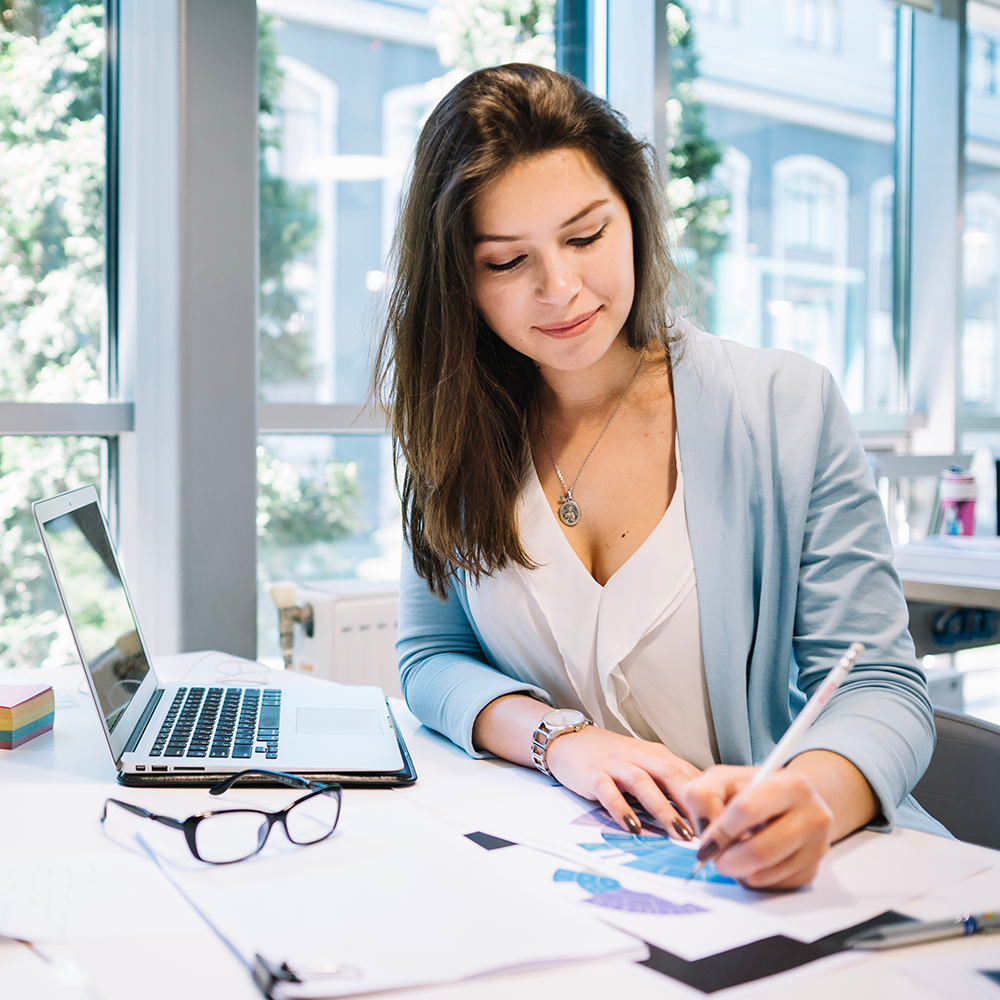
[633,762,702,823]
[704,776,832,882]
[710,812,798,881]
[681,765,757,840]
[591,773,643,835]
[729,838,826,890]
[619,770,696,842]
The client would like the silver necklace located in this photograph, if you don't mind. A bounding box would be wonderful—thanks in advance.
[537,347,648,527]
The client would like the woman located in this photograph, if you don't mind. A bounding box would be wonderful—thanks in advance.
[375,63,944,890]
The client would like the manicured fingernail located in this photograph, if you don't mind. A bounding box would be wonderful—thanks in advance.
[624,813,641,834]
[673,817,695,841]
[696,816,710,835]
[696,839,719,863]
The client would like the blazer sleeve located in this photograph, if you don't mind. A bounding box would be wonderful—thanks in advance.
[396,555,553,757]
[787,369,936,830]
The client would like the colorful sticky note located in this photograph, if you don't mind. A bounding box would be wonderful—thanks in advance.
[0,684,55,749]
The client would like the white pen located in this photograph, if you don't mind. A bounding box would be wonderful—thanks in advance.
[688,642,865,880]
[845,910,1000,950]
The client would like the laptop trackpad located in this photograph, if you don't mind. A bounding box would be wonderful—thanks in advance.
[296,708,382,736]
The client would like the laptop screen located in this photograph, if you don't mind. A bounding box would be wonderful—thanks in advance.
[40,501,150,734]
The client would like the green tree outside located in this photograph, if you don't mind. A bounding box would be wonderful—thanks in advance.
[0,5,361,668]
[664,1,729,329]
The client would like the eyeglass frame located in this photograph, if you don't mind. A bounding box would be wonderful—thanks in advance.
[100,768,342,865]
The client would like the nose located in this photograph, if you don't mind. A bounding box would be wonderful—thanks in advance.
[535,249,581,306]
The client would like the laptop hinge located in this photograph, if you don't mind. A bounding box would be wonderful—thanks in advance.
[123,687,164,756]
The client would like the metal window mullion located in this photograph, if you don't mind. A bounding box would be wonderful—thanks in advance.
[893,4,914,413]
[258,403,384,435]
[0,402,134,435]
[908,3,964,456]
[104,0,121,401]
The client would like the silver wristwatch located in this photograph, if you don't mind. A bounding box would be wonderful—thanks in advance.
[530,709,592,776]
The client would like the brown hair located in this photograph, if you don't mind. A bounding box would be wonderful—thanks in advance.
[374,63,679,597]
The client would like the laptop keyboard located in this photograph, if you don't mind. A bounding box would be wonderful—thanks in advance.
[148,687,282,761]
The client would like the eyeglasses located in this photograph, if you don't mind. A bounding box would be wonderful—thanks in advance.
[101,769,342,864]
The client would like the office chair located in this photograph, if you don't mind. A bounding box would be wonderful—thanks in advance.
[912,707,1000,851]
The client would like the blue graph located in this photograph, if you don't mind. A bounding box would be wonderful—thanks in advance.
[573,827,737,885]
[553,868,705,914]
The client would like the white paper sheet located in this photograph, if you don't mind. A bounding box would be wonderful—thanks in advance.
[0,946,96,1000]
[0,853,203,942]
[126,793,646,998]
[405,766,991,950]
[897,945,1000,999]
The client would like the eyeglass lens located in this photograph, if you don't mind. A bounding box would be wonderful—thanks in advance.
[284,788,341,845]
[194,810,271,864]
[192,789,341,863]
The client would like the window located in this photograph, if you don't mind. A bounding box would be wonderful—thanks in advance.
[785,0,840,51]
[867,176,895,410]
[689,0,738,22]
[0,3,125,669]
[964,4,1000,418]
[685,0,896,414]
[253,0,555,661]
[971,32,998,97]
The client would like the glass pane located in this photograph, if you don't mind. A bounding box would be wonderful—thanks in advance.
[256,434,401,660]
[0,3,107,402]
[680,0,898,414]
[0,436,107,670]
[963,2,1000,414]
[256,0,555,402]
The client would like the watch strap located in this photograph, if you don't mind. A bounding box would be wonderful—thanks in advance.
[530,714,592,776]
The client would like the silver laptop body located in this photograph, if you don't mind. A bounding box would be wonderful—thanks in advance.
[32,486,415,786]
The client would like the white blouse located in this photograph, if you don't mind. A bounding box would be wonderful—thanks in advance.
[466,450,720,771]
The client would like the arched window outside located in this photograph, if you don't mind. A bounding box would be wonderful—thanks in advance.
[867,175,896,411]
[264,56,339,404]
[963,190,1000,407]
[774,155,848,261]
[710,146,758,346]
[770,155,850,392]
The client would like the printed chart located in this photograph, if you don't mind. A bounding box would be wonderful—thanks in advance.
[553,869,705,915]
[570,807,736,884]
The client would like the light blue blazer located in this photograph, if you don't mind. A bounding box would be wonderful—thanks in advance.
[397,326,947,836]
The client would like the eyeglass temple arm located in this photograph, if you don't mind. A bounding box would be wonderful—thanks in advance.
[209,768,318,796]
[102,798,186,830]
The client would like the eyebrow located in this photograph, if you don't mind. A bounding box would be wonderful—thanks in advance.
[474,199,609,245]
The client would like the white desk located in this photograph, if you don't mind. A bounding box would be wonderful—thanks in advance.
[2,653,1000,1000]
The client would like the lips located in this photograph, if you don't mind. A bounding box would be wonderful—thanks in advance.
[535,306,602,338]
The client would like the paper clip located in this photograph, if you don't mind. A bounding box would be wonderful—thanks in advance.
[252,953,362,998]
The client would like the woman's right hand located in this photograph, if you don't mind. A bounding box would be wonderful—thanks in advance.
[545,723,701,840]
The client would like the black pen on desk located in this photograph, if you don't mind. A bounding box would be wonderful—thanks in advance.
[687,642,865,881]
[845,910,1000,950]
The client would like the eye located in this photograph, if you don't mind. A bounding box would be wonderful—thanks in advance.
[485,254,527,273]
[568,224,607,248]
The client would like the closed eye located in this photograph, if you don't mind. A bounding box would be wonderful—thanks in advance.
[485,254,527,273]
[568,224,607,248]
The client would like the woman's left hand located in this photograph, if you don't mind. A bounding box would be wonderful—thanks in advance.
[679,764,835,890]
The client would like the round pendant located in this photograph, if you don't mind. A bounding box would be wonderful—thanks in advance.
[558,498,581,526]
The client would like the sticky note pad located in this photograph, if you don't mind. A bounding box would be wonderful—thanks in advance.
[0,684,55,749]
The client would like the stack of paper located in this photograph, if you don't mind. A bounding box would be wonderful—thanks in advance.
[0,685,54,750]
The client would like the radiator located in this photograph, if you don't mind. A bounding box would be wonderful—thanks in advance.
[288,580,402,698]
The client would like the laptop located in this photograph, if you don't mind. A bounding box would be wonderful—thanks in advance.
[32,485,416,788]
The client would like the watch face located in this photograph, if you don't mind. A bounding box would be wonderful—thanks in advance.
[545,709,587,728]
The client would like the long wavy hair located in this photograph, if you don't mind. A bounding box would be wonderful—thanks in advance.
[373,63,679,597]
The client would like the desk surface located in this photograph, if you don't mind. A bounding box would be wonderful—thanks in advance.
[2,653,999,1000]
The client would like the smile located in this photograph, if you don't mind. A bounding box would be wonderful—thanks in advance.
[535,307,602,338]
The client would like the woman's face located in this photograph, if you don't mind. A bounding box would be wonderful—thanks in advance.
[471,147,635,375]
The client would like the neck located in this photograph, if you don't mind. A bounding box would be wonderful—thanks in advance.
[536,337,650,423]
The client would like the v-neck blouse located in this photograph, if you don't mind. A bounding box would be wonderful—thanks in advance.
[465,450,720,770]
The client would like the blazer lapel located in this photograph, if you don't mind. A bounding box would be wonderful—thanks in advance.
[671,329,756,766]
